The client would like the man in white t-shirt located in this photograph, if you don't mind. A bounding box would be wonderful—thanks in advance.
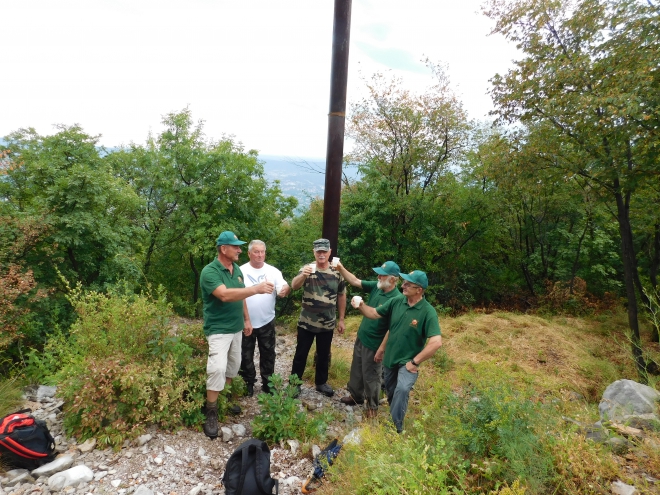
[239,239,290,396]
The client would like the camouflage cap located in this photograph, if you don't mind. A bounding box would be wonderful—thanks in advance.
[313,238,331,251]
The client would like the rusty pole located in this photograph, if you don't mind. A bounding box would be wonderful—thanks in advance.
[322,0,352,255]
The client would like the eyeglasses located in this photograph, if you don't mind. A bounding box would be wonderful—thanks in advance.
[402,281,422,290]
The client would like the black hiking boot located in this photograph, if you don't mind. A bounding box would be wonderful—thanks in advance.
[203,403,218,439]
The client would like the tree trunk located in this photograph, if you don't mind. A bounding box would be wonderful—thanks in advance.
[189,253,200,316]
[615,189,652,381]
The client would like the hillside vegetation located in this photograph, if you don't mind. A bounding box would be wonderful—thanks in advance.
[318,310,660,494]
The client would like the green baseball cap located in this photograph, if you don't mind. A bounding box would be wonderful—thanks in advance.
[400,270,428,289]
[216,231,247,246]
[373,261,401,276]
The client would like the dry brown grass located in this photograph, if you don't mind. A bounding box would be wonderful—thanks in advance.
[439,311,640,401]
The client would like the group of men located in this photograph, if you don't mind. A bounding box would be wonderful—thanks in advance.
[200,231,442,438]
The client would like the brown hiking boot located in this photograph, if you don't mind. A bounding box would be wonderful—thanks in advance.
[203,404,218,438]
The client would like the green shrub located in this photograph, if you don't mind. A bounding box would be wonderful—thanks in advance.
[441,382,556,492]
[252,374,331,444]
[31,283,212,448]
[341,422,468,494]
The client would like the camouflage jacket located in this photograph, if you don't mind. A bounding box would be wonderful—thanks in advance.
[298,267,346,333]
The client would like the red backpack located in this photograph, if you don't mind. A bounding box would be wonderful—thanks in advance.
[0,409,56,470]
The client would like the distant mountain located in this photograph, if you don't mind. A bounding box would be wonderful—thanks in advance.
[260,155,359,212]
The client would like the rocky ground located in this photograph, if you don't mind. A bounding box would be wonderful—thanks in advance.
[1,331,368,495]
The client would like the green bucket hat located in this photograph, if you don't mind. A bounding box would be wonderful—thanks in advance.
[400,270,428,289]
[216,231,247,246]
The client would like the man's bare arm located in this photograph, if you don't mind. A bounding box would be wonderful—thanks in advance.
[212,281,273,302]
[335,262,362,288]
[357,300,382,320]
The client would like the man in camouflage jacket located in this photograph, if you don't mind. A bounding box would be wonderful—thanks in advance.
[290,238,346,397]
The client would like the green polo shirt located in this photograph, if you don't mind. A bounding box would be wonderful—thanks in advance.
[376,296,441,368]
[200,258,245,336]
[357,280,403,351]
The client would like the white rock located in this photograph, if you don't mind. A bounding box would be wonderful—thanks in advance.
[48,465,94,491]
[93,471,108,481]
[197,447,206,457]
[36,385,58,399]
[5,469,28,481]
[78,439,96,453]
[221,427,234,442]
[4,471,34,487]
[137,434,153,446]
[153,457,163,465]
[111,479,122,488]
[611,480,638,495]
[188,486,203,495]
[343,428,362,445]
[231,424,246,437]
[133,486,155,495]
[286,439,300,455]
[164,446,176,455]
[284,476,300,486]
[312,445,321,458]
[32,455,76,477]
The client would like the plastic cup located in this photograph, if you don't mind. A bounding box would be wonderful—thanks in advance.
[309,263,317,273]
[331,257,340,268]
[351,295,363,308]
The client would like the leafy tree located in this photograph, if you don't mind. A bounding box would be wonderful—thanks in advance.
[485,0,660,376]
[110,109,297,314]
[1,125,143,288]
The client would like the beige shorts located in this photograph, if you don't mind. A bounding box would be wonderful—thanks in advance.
[206,332,242,392]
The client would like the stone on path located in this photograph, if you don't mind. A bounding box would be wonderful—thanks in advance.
[137,434,153,446]
[48,465,93,491]
[231,424,246,437]
[221,427,233,442]
[77,438,96,453]
[134,486,155,495]
[32,454,76,477]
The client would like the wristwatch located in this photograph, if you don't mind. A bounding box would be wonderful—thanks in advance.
[411,359,419,367]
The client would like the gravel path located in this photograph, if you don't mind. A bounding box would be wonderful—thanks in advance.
[2,330,364,495]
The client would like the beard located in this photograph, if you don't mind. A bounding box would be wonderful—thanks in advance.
[377,278,393,291]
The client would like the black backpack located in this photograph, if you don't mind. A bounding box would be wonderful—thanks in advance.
[222,438,279,495]
[0,409,56,470]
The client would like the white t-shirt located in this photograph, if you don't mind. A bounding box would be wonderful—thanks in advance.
[240,262,289,328]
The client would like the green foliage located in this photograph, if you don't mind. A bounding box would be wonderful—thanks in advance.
[340,423,468,494]
[0,377,24,418]
[251,374,331,444]
[440,383,556,492]
[109,109,297,315]
[28,283,208,448]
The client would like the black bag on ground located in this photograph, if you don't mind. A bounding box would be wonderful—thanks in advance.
[0,409,56,470]
[222,438,279,495]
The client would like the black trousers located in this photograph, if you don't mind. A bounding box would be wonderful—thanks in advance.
[290,326,334,386]
[239,319,276,386]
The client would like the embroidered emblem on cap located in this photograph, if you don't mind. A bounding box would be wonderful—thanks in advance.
[382,263,387,269]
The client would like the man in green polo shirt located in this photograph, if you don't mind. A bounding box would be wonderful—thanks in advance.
[353,270,442,433]
[199,230,274,439]
[335,260,403,418]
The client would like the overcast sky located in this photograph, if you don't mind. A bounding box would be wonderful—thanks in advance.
[2,0,519,158]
